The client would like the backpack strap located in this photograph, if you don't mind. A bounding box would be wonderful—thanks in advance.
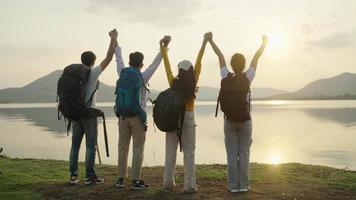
[57,108,62,120]
[86,81,99,107]
[66,119,72,136]
[141,75,150,94]
[215,92,220,118]
[101,113,110,157]
[248,90,251,112]
[177,107,185,152]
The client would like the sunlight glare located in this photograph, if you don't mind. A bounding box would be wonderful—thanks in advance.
[265,29,287,53]
[270,152,282,165]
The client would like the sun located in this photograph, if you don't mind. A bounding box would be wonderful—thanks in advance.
[270,152,282,165]
[265,29,287,53]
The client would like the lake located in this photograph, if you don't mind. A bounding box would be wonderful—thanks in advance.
[1,100,356,170]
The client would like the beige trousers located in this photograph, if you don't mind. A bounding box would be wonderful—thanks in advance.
[118,116,146,180]
[163,111,196,191]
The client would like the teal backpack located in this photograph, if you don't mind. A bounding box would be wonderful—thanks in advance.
[114,66,147,124]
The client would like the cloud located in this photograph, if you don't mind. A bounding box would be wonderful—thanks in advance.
[308,32,355,50]
[86,0,201,27]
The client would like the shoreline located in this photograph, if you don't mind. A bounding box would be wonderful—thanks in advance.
[2,154,355,171]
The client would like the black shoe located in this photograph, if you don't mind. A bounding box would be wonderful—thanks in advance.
[85,176,104,186]
[131,180,150,190]
[70,175,80,185]
[115,177,125,188]
[184,188,197,194]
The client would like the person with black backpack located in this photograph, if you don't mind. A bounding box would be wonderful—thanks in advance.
[159,34,208,193]
[65,29,118,186]
[114,32,163,190]
[206,32,268,193]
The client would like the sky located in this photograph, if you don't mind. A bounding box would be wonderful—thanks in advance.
[0,0,356,91]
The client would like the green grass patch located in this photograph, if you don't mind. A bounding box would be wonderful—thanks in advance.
[1,157,356,199]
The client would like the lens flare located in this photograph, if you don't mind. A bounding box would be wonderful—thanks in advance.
[270,152,282,165]
[265,29,287,53]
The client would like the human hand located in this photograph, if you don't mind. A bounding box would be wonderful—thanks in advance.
[204,32,213,42]
[262,35,268,45]
[160,35,171,47]
[109,29,118,39]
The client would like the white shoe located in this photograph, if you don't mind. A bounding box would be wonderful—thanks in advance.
[239,188,249,192]
[229,188,239,193]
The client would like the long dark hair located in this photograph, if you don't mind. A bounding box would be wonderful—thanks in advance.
[172,67,196,101]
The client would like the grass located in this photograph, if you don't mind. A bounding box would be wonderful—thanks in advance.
[0,156,356,200]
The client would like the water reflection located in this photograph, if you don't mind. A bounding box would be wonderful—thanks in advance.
[305,150,354,167]
[0,105,219,135]
[1,101,356,169]
[0,107,117,134]
[303,108,356,127]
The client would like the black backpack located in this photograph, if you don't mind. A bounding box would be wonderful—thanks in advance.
[215,72,251,122]
[152,87,185,151]
[57,64,109,157]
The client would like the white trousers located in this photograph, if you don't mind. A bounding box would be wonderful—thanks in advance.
[163,111,196,191]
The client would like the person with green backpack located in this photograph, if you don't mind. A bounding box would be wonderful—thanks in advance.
[159,33,209,193]
[206,32,268,193]
[114,31,164,190]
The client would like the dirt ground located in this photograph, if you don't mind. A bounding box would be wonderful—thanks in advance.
[33,164,356,200]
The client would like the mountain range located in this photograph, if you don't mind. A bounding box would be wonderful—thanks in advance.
[0,70,355,103]
[266,72,356,100]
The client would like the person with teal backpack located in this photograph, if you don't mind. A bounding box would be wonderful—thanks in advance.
[115,65,146,124]
[114,30,164,190]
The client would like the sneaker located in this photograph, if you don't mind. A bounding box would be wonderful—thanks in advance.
[239,188,249,192]
[115,177,125,188]
[70,175,80,185]
[85,176,104,186]
[229,188,239,193]
[184,187,198,194]
[164,187,173,192]
[131,180,150,190]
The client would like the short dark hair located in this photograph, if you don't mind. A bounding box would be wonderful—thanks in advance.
[230,53,246,73]
[81,51,96,67]
[129,52,144,68]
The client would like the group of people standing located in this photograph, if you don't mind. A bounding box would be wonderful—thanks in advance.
[66,28,268,193]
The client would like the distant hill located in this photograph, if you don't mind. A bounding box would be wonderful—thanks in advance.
[0,70,116,103]
[0,70,288,103]
[268,72,356,100]
[3,70,355,103]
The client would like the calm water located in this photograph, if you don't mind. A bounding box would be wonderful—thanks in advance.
[0,101,356,170]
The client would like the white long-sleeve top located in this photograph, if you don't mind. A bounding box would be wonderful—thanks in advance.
[115,46,162,111]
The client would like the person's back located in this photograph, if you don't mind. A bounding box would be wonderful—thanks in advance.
[207,33,268,193]
[159,34,208,193]
[114,34,163,190]
[68,29,117,186]
[219,71,251,122]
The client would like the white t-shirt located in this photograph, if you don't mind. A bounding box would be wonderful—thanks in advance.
[220,66,255,102]
[84,65,102,108]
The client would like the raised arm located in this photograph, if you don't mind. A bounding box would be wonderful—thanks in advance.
[250,35,268,70]
[99,29,118,71]
[141,46,163,83]
[159,35,174,87]
[114,35,125,77]
[206,32,226,68]
[193,34,208,82]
